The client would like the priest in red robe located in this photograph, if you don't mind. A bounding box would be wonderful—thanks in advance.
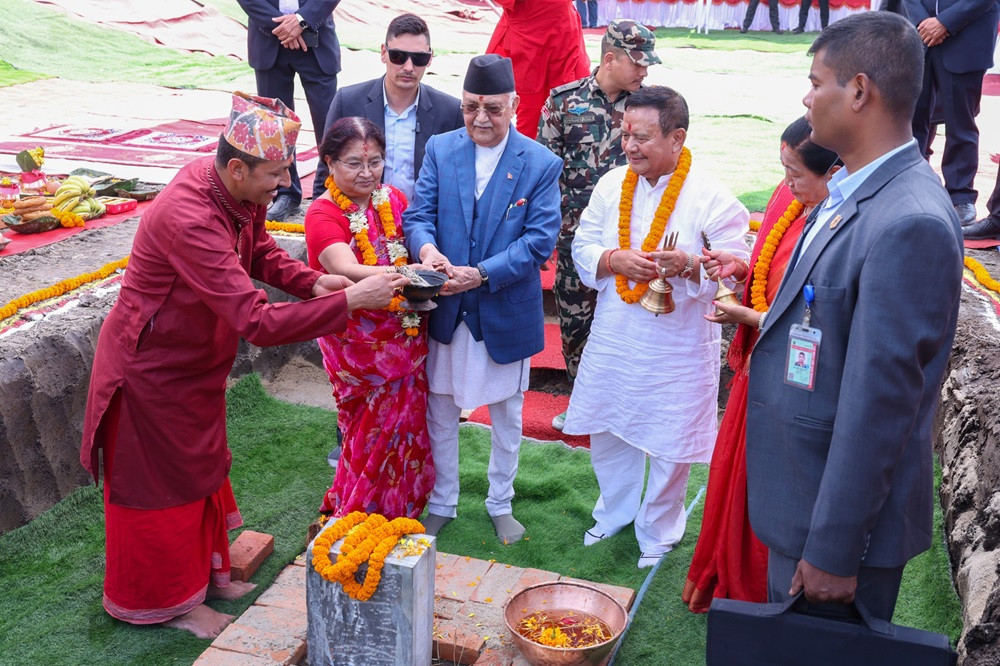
[487,0,591,138]
[80,92,408,639]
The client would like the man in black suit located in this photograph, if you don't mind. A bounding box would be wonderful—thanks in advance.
[904,0,1000,225]
[238,0,341,221]
[312,13,464,203]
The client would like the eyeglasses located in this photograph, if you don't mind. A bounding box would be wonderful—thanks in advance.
[385,47,432,67]
[335,158,385,173]
[461,101,510,118]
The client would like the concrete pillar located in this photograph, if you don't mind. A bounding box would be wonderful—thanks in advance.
[306,530,436,666]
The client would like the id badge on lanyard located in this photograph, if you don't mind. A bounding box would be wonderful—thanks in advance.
[785,283,822,391]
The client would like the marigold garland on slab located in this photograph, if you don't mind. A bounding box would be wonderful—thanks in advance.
[0,256,129,322]
[965,256,1000,295]
[615,146,693,303]
[750,199,805,312]
[312,511,426,602]
[325,177,419,337]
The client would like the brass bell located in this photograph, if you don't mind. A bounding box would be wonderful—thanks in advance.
[714,282,741,316]
[640,277,675,315]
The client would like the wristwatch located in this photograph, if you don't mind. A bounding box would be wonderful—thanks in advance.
[477,263,489,285]
[679,252,696,279]
[295,13,308,28]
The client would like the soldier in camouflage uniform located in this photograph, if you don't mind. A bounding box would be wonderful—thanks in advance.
[537,20,661,430]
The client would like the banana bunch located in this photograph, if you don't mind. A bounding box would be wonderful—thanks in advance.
[52,176,105,219]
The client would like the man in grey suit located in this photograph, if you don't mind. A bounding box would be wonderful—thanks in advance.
[311,13,464,201]
[743,12,964,621]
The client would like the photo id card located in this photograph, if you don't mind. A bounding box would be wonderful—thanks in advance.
[785,324,822,391]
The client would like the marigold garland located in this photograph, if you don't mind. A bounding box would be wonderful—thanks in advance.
[748,218,761,232]
[0,256,129,323]
[265,220,305,234]
[965,256,1000,295]
[51,208,85,229]
[615,146,693,303]
[325,177,418,337]
[312,511,426,602]
[750,199,805,312]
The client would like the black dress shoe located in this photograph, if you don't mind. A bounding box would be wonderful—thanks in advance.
[792,26,805,33]
[963,216,1000,240]
[773,28,784,33]
[954,203,977,226]
[739,27,749,33]
[267,194,300,221]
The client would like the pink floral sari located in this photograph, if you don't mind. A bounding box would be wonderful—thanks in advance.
[317,187,434,519]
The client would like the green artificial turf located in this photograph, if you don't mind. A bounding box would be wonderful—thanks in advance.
[0,59,46,87]
[0,375,963,665]
[0,0,253,89]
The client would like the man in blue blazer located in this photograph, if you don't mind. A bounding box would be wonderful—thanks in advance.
[311,13,464,202]
[403,55,562,544]
[238,0,341,220]
[744,13,964,621]
[904,0,999,225]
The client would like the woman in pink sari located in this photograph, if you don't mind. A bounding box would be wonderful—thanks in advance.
[305,117,435,519]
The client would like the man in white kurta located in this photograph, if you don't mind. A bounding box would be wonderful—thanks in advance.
[562,86,749,567]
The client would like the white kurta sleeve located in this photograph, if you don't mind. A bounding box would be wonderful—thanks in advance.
[681,188,750,302]
[572,175,615,292]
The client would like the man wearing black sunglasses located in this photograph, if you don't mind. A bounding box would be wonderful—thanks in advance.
[312,13,463,203]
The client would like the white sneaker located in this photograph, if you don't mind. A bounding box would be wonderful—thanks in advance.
[583,527,609,546]
[638,549,671,569]
[551,411,567,431]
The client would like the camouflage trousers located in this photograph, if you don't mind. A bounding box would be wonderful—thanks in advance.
[554,228,597,382]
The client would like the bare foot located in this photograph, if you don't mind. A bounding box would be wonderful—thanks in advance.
[163,604,234,639]
[207,580,256,600]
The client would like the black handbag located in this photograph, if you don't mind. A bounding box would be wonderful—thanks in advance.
[706,592,957,665]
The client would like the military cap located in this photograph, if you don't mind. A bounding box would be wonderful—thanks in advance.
[604,19,661,67]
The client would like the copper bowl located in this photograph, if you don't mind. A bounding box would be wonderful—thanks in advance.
[503,581,629,666]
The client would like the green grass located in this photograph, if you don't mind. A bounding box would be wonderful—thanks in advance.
[0,0,253,89]
[0,59,46,87]
[687,114,786,207]
[0,375,963,665]
[652,27,816,53]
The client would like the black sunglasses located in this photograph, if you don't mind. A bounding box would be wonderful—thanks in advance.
[385,47,432,67]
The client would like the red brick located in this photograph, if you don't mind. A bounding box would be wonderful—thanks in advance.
[193,648,279,666]
[514,567,560,592]
[434,595,465,620]
[230,531,274,582]
[560,576,636,611]
[211,605,306,665]
[435,553,493,602]
[433,618,486,665]
[473,647,514,665]
[253,565,305,612]
[470,561,525,604]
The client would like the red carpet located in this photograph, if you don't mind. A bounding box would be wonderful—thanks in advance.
[541,264,555,291]
[0,120,319,171]
[965,238,1000,249]
[984,74,1000,97]
[468,391,590,449]
[531,323,566,370]
[0,201,152,257]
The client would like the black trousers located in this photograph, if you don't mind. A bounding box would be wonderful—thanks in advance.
[797,0,829,30]
[986,162,1000,221]
[767,549,905,622]
[255,47,338,204]
[912,46,986,205]
[743,0,781,30]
